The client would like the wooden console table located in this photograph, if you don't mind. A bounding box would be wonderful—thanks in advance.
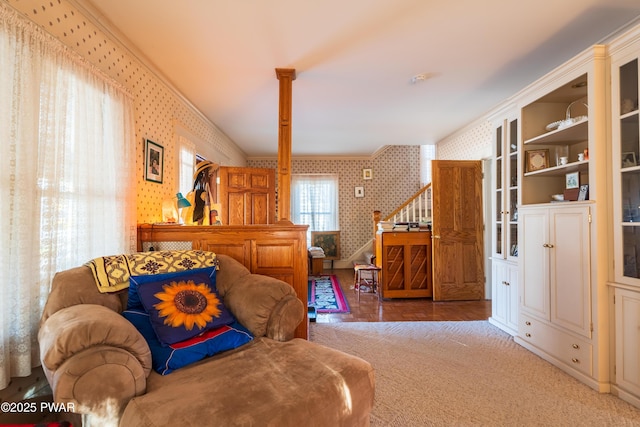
[137,223,309,339]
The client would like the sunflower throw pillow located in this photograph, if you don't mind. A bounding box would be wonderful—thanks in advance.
[128,266,216,310]
[136,271,235,346]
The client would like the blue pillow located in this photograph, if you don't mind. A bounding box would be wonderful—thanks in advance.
[123,308,253,375]
[136,271,235,346]
[128,267,216,310]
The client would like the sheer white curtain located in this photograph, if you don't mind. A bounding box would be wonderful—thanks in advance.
[0,3,136,390]
[177,135,196,195]
[291,174,339,242]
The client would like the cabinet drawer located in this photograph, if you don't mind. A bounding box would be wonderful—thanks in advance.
[519,315,592,376]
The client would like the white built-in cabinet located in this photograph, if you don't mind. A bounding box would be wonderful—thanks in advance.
[513,45,609,392]
[518,205,593,379]
[489,110,519,335]
[614,287,640,407]
[610,24,640,408]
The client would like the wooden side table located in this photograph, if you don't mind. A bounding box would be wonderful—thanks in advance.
[308,252,325,275]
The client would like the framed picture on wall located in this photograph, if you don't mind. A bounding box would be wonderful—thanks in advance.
[145,139,164,183]
[355,186,364,198]
[363,168,373,180]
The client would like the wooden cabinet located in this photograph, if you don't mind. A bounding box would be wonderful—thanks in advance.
[217,167,276,225]
[613,287,640,407]
[375,231,432,298]
[137,223,309,339]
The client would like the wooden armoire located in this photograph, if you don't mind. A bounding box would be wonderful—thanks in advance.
[217,166,276,225]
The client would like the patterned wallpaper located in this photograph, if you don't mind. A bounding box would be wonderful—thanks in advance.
[7,0,247,224]
[11,0,491,261]
[249,145,421,261]
[437,120,493,160]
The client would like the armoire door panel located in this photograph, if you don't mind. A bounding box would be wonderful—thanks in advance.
[227,193,246,225]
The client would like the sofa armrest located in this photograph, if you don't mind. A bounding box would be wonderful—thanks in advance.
[39,304,152,415]
[223,274,304,341]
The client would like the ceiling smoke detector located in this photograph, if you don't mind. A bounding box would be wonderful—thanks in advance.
[410,73,435,84]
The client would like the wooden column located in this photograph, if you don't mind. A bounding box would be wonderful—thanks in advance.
[275,68,296,223]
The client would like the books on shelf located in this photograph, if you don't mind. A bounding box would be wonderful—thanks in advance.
[377,221,421,232]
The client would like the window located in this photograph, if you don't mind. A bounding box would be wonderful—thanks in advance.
[0,4,135,390]
[177,134,196,195]
[291,174,339,242]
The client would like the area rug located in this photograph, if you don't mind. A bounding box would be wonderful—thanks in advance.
[310,321,640,426]
[308,275,350,313]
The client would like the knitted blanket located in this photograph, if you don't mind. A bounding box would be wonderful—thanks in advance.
[86,250,218,293]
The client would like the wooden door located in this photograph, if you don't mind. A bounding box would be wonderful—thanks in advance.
[431,160,484,300]
[218,167,276,225]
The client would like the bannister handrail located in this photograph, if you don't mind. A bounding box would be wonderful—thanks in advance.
[383,183,431,222]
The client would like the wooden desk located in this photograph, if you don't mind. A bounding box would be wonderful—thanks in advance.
[137,223,309,339]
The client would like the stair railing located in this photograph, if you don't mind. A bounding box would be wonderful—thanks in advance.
[373,183,432,235]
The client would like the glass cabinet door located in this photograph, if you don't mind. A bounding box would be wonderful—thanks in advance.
[507,119,519,260]
[493,117,519,260]
[494,124,504,257]
[616,58,640,282]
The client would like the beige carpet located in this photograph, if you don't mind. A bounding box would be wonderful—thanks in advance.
[310,321,640,426]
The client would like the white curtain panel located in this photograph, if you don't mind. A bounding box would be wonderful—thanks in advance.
[291,174,339,242]
[0,3,136,390]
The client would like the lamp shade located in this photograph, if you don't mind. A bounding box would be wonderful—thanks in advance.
[176,192,191,208]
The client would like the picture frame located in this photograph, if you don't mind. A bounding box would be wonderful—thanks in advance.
[525,149,549,172]
[310,231,340,260]
[622,151,637,168]
[355,186,364,198]
[362,168,373,180]
[577,184,589,201]
[565,171,580,189]
[145,139,164,183]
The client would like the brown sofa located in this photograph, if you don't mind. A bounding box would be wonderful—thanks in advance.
[38,253,375,426]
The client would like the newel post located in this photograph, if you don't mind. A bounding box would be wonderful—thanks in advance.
[275,68,296,223]
[373,210,381,237]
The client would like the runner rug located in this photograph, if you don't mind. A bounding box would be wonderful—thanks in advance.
[308,275,350,313]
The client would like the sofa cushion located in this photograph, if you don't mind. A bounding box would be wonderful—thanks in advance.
[136,271,235,345]
[121,337,375,426]
[123,308,252,375]
[128,266,216,310]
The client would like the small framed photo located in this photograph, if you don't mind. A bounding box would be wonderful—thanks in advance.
[525,149,549,172]
[622,152,637,168]
[565,171,580,189]
[578,184,589,201]
[362,168,373,180]
[355,186,364,198]
[145,139,164,183]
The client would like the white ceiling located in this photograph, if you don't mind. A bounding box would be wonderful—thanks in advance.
[78,0,640,157]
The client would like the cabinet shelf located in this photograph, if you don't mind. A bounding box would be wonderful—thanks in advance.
[524,159,589,177]
[524,119,588,145]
